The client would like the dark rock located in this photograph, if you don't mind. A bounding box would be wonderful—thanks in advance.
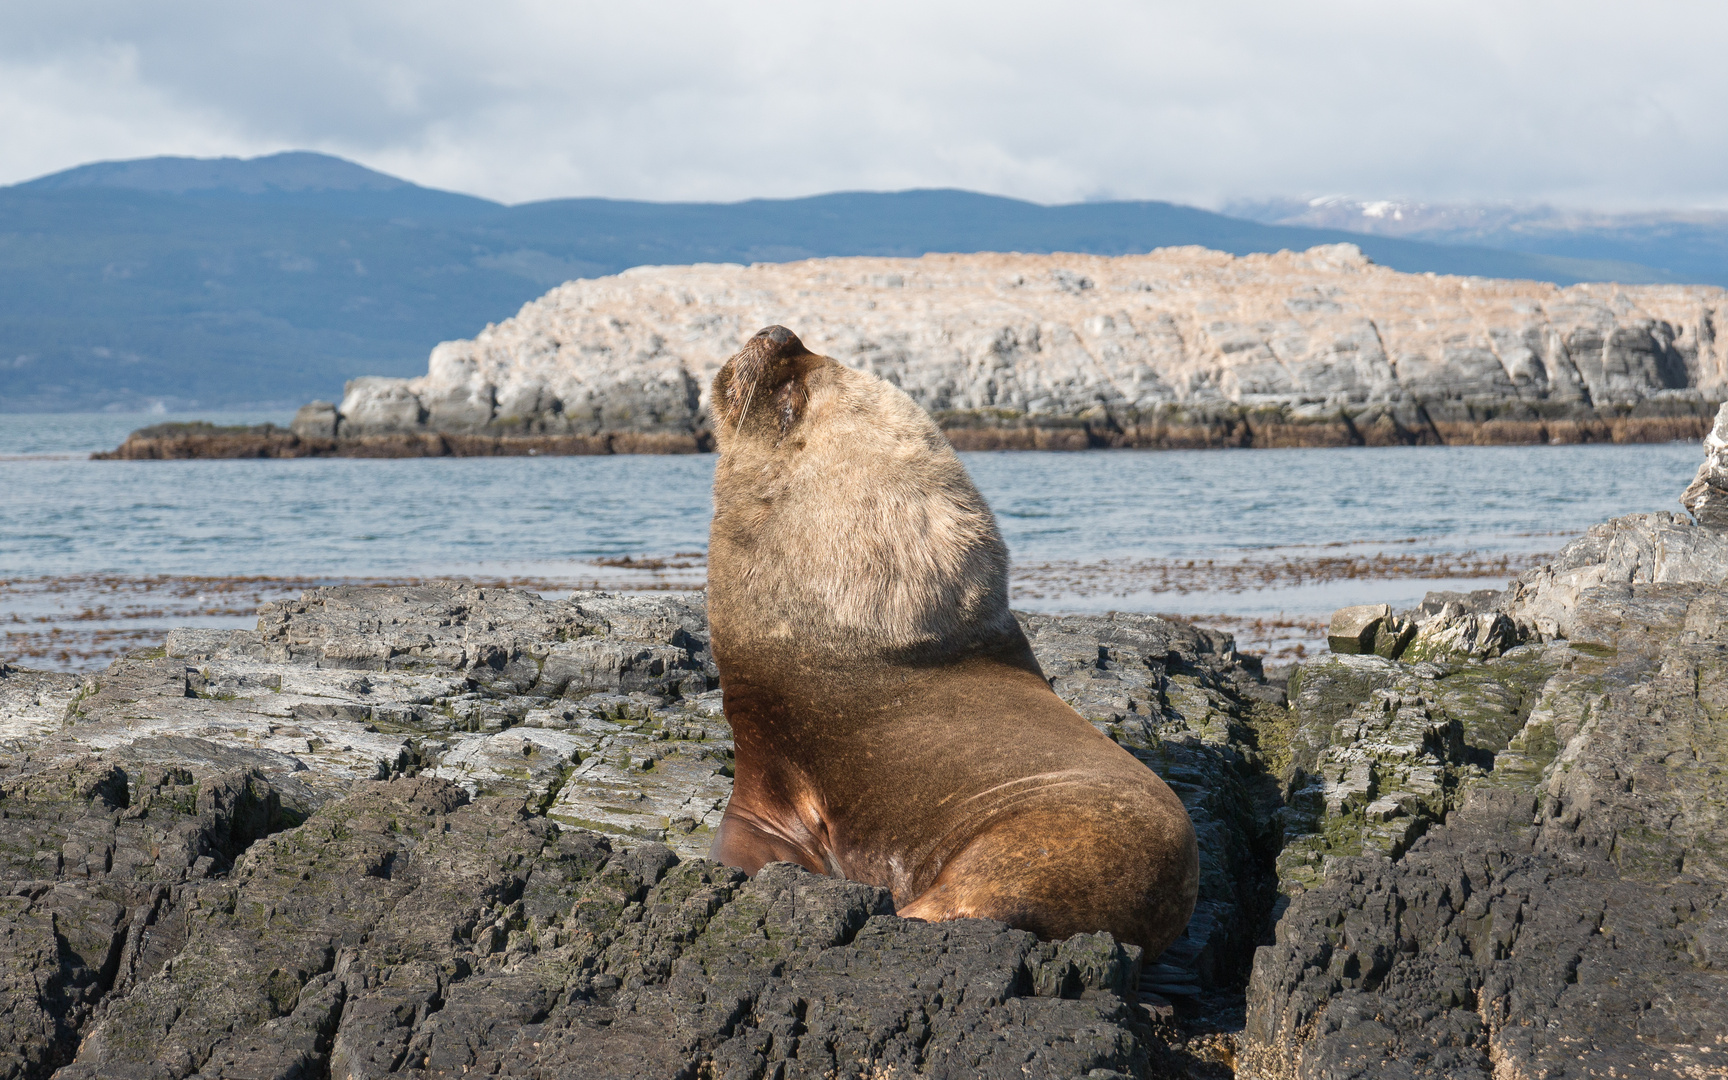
[0,755,292,1078]
[289,400,338,441]
[0,591,1287,1078]
[19,537,1722,1075]
[12,544,1723,1074]
[90,422,307,460]
[1244,578,1728,1077]
[31,776,1155,1079]
[1370,614,1416,660]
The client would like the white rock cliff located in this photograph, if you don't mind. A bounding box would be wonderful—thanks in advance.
[315,245,1727,450]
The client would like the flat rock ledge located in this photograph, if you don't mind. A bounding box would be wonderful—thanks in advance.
[93,421,712,460]
[4,486,1728,1075]
[94,409,1716,460]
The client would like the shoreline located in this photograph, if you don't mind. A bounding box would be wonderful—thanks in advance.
[91,410,1717,459]
[3,546,1549,672]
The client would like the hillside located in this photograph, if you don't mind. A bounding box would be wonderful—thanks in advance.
[0,152,1683,412]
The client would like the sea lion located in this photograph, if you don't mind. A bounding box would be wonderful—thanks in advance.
[705,325,1199,955]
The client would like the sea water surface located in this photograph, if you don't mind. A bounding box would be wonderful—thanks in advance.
[0,412,1706,669]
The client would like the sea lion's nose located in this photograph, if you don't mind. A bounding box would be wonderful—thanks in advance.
[752,325,802,352]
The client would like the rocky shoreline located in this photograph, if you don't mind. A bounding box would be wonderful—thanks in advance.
[95,406,1716,459]
[93,421,714,460]
[8,412,1728,1077]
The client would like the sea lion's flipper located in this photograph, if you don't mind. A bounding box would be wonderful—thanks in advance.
[896,799,1198,957]
[709,808,828,878]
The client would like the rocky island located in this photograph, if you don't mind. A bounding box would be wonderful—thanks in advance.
[13,413,1728,1077]
[101,245,1723,459]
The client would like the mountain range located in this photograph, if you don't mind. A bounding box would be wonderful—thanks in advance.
[2,151,1723,412]
[1228,196,1728,289]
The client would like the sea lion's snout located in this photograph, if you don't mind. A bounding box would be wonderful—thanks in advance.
[754,325,801,350]
[719,325,812,431]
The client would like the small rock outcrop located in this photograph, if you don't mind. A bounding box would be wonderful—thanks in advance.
[1323,603,1417,658]
[1681,400,1728,526]
[91,421,307,460]
[102,247,1726,457]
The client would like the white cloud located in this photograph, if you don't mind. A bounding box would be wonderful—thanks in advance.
[2,0,1726,209]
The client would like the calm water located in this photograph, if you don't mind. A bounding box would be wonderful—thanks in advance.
[0,412,1708,667]
[0,411,300,459]
[0,412,1702,575]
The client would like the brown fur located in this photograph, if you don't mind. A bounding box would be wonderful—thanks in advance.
[706,325,1199,955]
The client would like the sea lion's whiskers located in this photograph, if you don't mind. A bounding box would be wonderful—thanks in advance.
[737,376,759,429]
[725,338,769,428]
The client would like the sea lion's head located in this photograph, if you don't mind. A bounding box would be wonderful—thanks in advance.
[712,324,822,444]
[706,325,1019,665]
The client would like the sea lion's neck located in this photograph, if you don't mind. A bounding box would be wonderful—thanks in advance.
[714,626,1046,753]
[712,618,1043,697]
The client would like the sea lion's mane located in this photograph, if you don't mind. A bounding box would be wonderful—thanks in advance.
[708,326,1018,664]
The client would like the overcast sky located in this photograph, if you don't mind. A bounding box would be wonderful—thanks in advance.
[3,1,1726,209]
